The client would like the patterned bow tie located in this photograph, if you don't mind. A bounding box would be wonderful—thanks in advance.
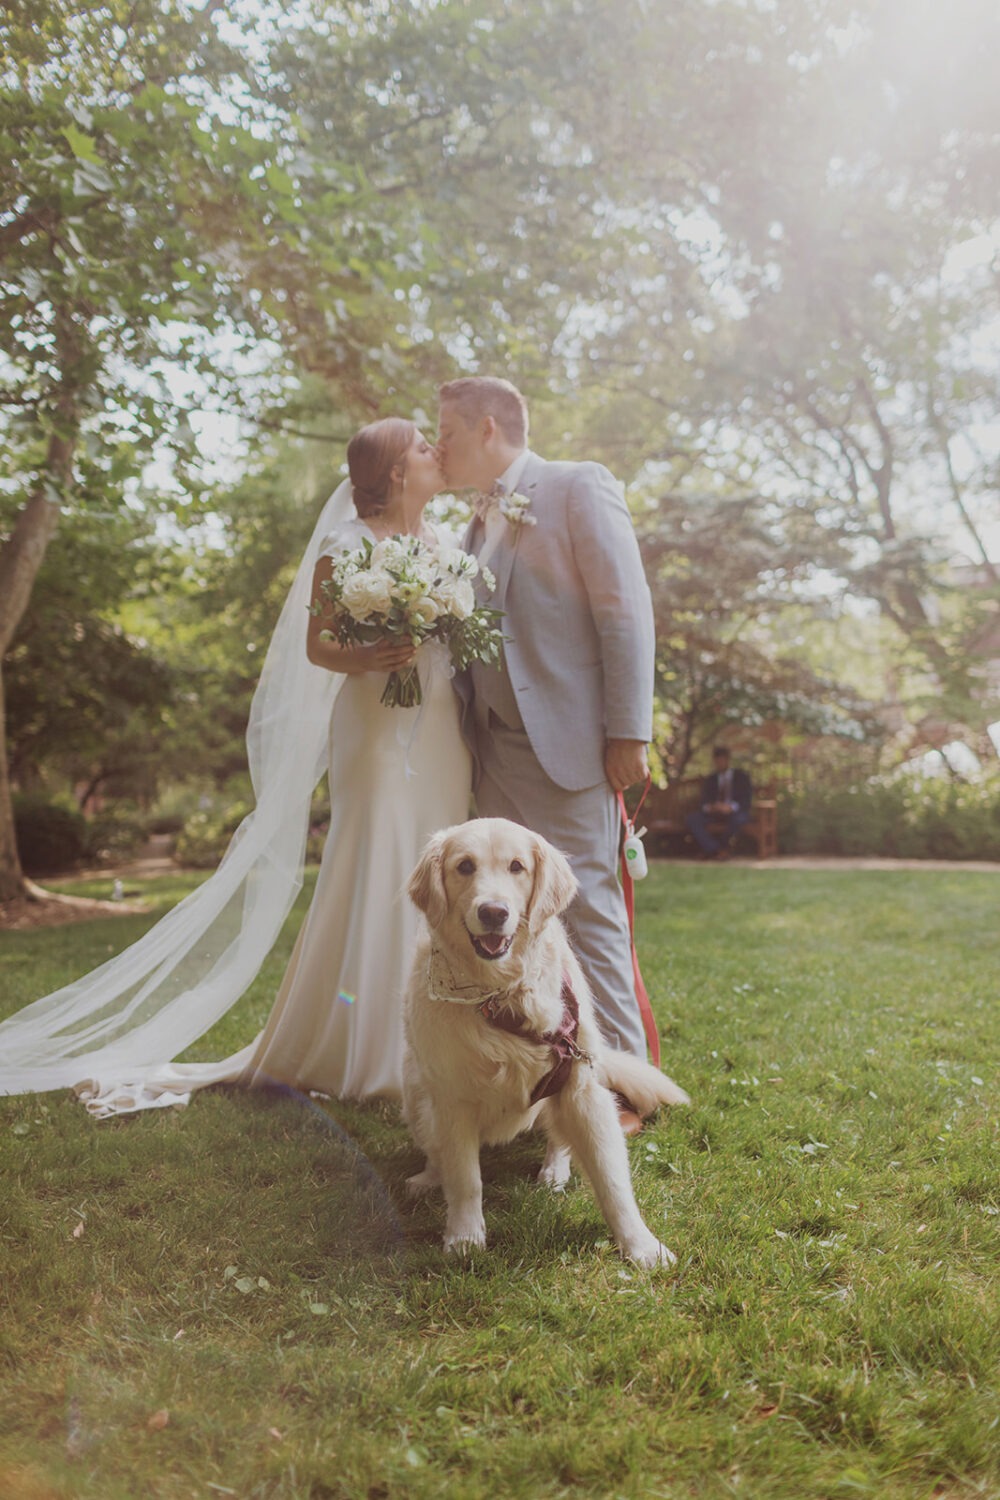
[473,481,505,521]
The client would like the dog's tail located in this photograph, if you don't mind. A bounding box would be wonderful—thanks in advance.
[599,1050,691,1115]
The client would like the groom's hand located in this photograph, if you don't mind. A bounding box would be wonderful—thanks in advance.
[605,738,648,793]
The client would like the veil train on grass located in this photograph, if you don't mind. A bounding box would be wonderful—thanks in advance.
[0,481,356,1110]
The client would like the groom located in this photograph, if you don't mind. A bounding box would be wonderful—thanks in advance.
[437,377,657,1107]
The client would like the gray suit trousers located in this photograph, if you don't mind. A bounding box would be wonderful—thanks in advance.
[476,724,646,1057]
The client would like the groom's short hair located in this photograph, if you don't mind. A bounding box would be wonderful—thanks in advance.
[438,377,528,446]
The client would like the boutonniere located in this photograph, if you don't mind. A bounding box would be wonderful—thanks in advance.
[499,491,536,528]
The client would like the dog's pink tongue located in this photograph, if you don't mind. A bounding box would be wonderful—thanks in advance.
[477,932,509,956]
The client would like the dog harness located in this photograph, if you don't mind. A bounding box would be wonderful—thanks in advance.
[479,975,592,1104]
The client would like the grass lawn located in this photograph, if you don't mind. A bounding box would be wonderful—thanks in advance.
[0,862,997,1500]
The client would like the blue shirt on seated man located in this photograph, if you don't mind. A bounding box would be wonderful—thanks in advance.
[686,746,753,861]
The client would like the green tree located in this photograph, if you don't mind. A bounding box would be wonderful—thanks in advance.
[640,486,883,778]
[3,504,176,804]
[543,0,1000,745]
[0,0,288,896]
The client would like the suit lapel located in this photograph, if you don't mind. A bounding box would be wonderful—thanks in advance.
[464,516,493,605]
[488,520,520,607]
[488,454,544,606]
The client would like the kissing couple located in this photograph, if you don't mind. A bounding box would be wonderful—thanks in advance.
[0,377,658,1136]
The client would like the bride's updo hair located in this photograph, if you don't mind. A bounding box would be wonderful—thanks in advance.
[347,418,416,518]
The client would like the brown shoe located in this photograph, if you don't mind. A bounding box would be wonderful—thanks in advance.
[614,1091,644,1137]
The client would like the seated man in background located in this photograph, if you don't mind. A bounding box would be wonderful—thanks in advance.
[686,745,753,860]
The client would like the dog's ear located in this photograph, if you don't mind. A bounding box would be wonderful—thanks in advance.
[527,834,577,931]
[408,831,449,928]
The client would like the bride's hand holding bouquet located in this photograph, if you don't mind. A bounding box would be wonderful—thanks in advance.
[313,534,502,707]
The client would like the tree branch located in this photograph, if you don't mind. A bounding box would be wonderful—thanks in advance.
[926,402,999,579]
[0,208,54,258]
[852,371,895,539]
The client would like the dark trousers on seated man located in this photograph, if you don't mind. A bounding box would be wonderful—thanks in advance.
[686,756,754,856]
[686,803,752,856]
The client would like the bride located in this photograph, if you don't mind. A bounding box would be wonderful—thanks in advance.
[0,418,472,1116]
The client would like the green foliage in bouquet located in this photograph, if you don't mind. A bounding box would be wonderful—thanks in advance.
[313,535,503,707]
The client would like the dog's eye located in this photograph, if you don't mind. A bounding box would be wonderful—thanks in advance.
[456,858,476,875]
[509,859,526,874]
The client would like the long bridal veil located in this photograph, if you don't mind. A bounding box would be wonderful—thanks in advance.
[0,479,356,1102]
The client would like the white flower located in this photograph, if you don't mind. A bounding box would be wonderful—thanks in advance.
[437,547,478,577]
[407,594,441,628]
[479,564,497,593]
[433,575,476,620]
[371,536,412,569]
[341,568,394,620]
[331,552,363,584]
[394,569,434,603]
[499,491,536,527]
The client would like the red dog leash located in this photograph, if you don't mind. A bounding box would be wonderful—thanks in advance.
[617,778,661,1068]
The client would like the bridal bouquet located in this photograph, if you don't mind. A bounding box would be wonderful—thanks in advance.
[314,535,502,707]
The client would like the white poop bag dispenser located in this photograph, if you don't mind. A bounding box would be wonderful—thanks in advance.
[622,818,649,881]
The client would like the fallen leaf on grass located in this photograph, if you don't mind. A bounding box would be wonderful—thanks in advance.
[72,1221,85,1239]
[268,1428,284,1441]
[751,1403,780,1421]
[232,1273,271,1294]
[146,1409,170,1431]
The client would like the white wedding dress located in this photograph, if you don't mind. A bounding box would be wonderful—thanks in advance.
[233,519,472,1100]
[0,512,471,1117]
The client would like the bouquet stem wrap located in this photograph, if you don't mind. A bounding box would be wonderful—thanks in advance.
[382,663,423,708]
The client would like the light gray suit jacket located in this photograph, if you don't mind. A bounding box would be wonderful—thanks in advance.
[459,452,656,792]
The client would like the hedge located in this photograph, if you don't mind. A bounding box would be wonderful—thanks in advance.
[777,773,1000,861]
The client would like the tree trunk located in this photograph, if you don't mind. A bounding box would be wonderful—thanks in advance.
[0,320,79,901]
[0,663,24,902]
[0,481,66,903]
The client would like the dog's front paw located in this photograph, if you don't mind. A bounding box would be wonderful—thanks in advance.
[443,1218,487,1255]
[621,1233,677,1270]
[537,1143,571,1191]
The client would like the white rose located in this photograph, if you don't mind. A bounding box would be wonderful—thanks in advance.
[407,594,441,628]
[454,579,475,618]
[341,569,394,621]
[434,576,475,620]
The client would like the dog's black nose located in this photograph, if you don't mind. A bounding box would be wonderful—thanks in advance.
[477,901,509,931]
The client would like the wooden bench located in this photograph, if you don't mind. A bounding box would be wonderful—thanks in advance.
[637,777,778,859]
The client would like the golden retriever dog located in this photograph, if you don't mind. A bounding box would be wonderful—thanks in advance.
[402,818,690,1267]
